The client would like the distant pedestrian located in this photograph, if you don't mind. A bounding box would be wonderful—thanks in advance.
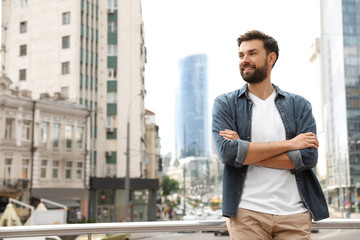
[345,201,351,218]
[212,30,329,240]
[169,208,173,220]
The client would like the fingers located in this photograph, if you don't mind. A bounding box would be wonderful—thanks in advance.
[305,132,319,148]
[219,129,240,141]
[298,132,319,149]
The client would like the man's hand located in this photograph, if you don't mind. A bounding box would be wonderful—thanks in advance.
[289,132,319,150]
[219,129,240,141]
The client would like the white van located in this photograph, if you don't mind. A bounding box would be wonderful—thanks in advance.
[3,236,61,240]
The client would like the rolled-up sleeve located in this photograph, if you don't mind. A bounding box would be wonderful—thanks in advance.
[235,139,249,168]
[212,96,249,168]
[286,150,304,172]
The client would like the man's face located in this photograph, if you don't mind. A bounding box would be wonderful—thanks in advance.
[238,39,269,84]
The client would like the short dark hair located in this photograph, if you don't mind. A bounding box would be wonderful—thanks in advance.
[237,30,279,67]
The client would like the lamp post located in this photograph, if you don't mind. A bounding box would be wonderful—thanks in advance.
[124,90,145,222]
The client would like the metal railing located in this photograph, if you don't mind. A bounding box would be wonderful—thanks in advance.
[1,219,360,239]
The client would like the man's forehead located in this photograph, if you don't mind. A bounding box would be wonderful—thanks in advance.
[239,39,265,52]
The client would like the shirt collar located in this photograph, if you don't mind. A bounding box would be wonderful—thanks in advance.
[237,83,286,99]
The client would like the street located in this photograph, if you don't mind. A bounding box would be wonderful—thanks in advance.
[132,232,229,240]
[132,229,360,240]
[312,229,360,240]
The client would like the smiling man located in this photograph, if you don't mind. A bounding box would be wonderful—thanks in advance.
[212,30,329,240]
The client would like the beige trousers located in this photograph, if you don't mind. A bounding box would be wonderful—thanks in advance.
[226,208,312,240]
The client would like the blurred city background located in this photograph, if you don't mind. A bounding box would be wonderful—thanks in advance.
[0,0,359,239]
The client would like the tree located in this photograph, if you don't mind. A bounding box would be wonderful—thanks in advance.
[161,175,179,196]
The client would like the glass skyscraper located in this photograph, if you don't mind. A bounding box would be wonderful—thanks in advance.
[175,54,210,159]
[320,0,360,209]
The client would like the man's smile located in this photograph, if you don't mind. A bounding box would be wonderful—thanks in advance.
[241,64,255,72]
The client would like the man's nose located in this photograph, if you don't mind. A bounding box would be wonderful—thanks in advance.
[240,55,250,65]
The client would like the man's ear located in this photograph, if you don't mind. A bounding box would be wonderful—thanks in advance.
[268,52,277,67]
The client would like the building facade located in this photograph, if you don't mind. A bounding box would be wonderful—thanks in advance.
[1,0,158,222]
[175,54,210,159]
[309,38,327,183]
[0,76,90,222]
[320,0,360,211]
[144,109,161,179]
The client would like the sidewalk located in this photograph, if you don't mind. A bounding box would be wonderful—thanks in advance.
[131,232,162,239]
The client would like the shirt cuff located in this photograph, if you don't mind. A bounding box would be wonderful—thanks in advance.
[286,150,304,173]
[234,139,249,168]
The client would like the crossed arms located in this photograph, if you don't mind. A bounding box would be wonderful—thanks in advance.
[219,129,318,170]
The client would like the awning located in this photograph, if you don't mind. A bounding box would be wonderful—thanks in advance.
[44,199,80,209]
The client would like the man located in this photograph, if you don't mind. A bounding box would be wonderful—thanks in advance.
[212,30,328,240]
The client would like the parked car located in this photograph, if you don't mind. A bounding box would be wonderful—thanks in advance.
[214,230,229,236]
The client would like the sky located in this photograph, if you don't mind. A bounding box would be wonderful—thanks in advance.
[141,0,322,157]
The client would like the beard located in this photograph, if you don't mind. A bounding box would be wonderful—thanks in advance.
[240,60,268,84]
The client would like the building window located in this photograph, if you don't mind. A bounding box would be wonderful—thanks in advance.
[108,21,117,33]
[65,161,72,179]
[62,62,70,74]
[19,69,26,81]
[21,159,30,179]
[108,0,117,9]
[5,118,15,140]
[62,36,70,49]
[52,160,60,179]
[4,159,13,180]
[52,123,60,149]
[76,127,84,149]
[20,21,27,33]
[76,162,83,180]
[62,12,70,25]
[107,92,117,103]
[20,44,27,56]
[107,44,117,56]
[40,160,48,179]
[107,116,113,127]
[107,68,117,80]
[21,0,28,8]
[22,120,31,141]
[40,122,49,143]
[106,163,116,177]
[65,125,73,150]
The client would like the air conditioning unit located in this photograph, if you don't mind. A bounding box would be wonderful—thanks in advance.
[108,8,114,13]
[106,127,114,133]
[105,151,112,157]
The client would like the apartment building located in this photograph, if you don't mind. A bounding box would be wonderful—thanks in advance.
[0,75,90,221]
[1,0,158,222]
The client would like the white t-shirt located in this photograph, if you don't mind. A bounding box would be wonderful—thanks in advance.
[239,90,307,215]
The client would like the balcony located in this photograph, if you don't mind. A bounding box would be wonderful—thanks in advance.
[0,179,28,190]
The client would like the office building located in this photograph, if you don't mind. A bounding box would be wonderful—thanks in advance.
[175,54,210,159]
[320,0,360,211]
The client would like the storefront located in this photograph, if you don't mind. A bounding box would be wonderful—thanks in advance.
[89,177,159,222]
